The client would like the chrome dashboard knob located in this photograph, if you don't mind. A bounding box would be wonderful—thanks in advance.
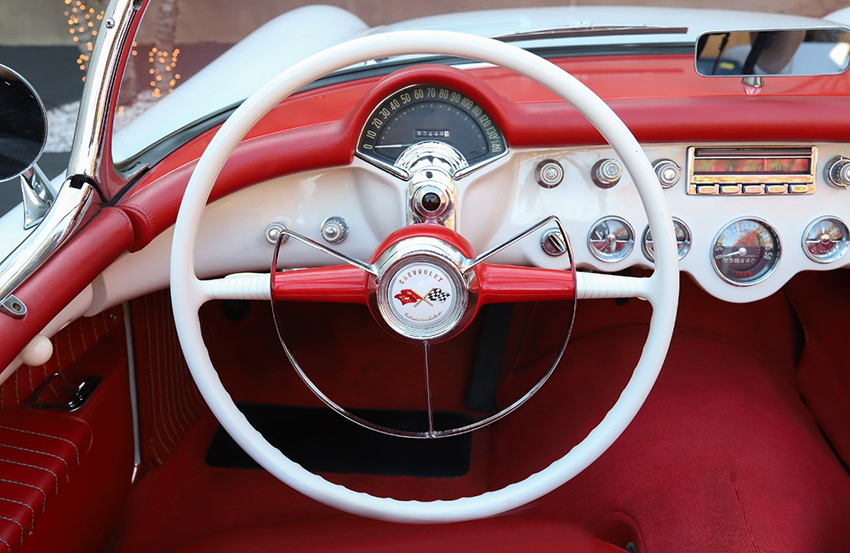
[653,159,681,188]
[825,156,850,189]
[540,229,567,256]
[265,221,289,245]
[592,158,623,189]
[321,216,349,244]
[412,183,451,220]
[535,159,564,188]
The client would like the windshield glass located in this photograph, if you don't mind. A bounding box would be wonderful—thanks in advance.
[110,0,841,166]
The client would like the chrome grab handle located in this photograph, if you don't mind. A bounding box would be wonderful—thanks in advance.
[0,178,95,318]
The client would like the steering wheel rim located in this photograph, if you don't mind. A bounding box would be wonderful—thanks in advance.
[170,30,679,523]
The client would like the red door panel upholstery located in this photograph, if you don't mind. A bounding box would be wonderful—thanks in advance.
[0,411,92,552]
[0,310,134,553]
[0,307,123,410]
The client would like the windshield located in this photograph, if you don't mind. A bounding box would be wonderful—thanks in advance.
[110,1,841,167]
[0,0,844,218]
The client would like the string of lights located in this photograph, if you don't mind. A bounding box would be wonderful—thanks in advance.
[64,0,180,102]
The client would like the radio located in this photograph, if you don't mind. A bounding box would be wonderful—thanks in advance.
[686,147,817,196]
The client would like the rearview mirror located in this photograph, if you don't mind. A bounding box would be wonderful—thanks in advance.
[696,28,850,77]
[0,65,48,182]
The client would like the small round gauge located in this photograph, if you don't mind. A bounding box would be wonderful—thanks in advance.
[642,218,692,262]
[588,217,635,262]
[712,218,781,286]
[803,217,850,263]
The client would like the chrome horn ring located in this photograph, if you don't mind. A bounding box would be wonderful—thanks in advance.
[270,217,576,439]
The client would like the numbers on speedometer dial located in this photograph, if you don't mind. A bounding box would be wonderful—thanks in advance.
[356,85,507,173]
[712,218,781,285]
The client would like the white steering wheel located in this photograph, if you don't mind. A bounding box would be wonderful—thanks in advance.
[171,30,679,524]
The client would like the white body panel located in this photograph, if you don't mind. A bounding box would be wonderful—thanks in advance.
[375,7,831,39]
[827,7,850,25]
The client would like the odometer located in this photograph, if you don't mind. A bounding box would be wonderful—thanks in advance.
[357,85,507,172]
[712,218,781,285]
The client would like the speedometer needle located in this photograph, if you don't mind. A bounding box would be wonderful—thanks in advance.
[717,247,748,258]
[374,144,414,149]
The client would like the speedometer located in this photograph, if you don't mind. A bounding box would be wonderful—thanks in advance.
[356,85,507,173]
[712,218,781,286]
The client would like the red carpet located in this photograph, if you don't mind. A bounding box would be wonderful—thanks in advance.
[103,275,850,553]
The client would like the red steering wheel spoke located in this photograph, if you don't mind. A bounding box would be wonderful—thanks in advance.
[272,265,371,304]
[474,263,576,305]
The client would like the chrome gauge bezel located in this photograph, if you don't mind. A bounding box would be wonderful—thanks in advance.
[642,217,691,262]
[802,216,850,264]
[711,217,782,287]
[587,216,635,263]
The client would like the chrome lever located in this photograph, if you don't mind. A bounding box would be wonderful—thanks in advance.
[278,228,377,275]
[463,215,570,271]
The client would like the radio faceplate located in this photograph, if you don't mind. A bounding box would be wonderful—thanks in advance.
[686,147,818,196]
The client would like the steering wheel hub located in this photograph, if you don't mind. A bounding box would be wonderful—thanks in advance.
[379,256,467,340]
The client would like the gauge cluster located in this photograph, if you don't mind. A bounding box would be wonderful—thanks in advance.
[803,217,850,263]
[356,85,507,176]
[346,82,849,301]
[642,218,691,262]
[497,142,850,303]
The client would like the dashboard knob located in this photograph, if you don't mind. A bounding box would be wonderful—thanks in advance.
[592,158,623,189]
[421,192,442,212]
[321,216,349,244]
[535,159,564,188]
[825,157,850,189]
[540,229,567,256]
[653,159,681,188]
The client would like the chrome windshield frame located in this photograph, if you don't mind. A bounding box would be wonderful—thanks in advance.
[0,0,149,317]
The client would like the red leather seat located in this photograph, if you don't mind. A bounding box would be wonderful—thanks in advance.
[0,410,92,553]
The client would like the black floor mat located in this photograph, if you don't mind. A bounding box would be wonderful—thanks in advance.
[205,403,473,477]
